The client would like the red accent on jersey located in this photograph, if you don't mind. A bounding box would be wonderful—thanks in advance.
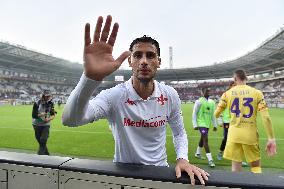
[124,118,166,128]
[157,94,168,105]
[125,98,136,105]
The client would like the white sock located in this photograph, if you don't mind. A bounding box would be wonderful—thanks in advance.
[206,153,213,161]
[196,146,202,155]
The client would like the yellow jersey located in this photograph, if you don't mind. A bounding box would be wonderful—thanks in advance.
[215,85,268,145]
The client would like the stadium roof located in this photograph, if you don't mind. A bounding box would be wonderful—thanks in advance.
[107,28,284,81]
[1,28,284,81]
[0,41,83,78]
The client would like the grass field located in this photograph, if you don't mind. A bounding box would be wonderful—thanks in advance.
[0,104,283,170]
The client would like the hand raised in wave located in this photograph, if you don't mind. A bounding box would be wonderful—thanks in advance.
[83,15,131,81]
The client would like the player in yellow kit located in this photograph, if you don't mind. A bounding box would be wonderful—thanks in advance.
[214,70,277,173]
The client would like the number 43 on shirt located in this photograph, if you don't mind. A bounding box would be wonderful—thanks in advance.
[230,97,254,118]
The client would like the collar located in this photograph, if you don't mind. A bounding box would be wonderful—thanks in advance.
[200,96,211,101]
[125,77,162,101]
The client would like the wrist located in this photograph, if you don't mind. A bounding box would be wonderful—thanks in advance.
[84,72,104,81]
[176,157,188,162]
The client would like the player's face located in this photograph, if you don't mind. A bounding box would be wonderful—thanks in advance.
[43,95,51,101]
[203,89,210,98]
[128,42,161,83]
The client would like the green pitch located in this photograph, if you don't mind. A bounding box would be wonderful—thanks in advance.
[0,104,283,169]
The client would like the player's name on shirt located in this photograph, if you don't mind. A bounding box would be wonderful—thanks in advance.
[231,90,250,96]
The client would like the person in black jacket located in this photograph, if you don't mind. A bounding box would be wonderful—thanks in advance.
[32,90,56,155]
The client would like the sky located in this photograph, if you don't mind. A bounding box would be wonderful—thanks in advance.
[0,0,283,69]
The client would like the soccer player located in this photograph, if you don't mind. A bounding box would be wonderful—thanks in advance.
[62,15,209,185]
[215,70,277,173]
[192,88,217,168]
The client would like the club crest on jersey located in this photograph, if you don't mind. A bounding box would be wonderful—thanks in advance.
[157,94,168,105]
[125,98,136,105]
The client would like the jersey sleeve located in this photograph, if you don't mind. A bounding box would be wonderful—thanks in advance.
[50,102,56,116]
[62,74,112,127]
[167,87,188,161]
[215,92,228,118]
[32,102,39,119]
[192,100,201,128]
[257,90,268,112]
[211,101,217,128]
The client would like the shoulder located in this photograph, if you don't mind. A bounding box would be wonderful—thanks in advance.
[208,99,215,103]
[35,99,41,106]
[255,89,264,98]
[194,98,201,104]
[222,89,231,98]
[33,101,38,108]
[96,82,127,100]
[157,82,180,100]
[158,82,178,96]
[247,85,263,95]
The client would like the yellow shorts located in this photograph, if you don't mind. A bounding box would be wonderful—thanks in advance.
[223,142,260,163]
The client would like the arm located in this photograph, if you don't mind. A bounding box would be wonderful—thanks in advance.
[32,102,39,119]
[45,115,55,122]
[45,102,56,122]
[62,15,130,126]
[168,104,188,161]
[192,100,201,129]
[261,110,276,157]
[62,75,116,126]
[214,92,227,118]
[211,101,218,131]
[168,89,209,185]
[167,89,188,161]
[260,110,274,139]
[62,74,102,126]
[257,92,276,156]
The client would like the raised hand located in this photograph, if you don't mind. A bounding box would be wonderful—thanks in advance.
[83,15,131,81]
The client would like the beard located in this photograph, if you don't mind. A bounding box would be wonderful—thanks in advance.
[132,69,156,86]
[138,77,152,85]
[136,73,156,86]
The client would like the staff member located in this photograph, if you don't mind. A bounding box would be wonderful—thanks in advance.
[32,90,56,155]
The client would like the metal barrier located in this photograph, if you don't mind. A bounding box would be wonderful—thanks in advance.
[0,151,283,189]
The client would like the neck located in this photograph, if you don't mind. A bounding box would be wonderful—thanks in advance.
[132,77,154,100]
[236,80,246,85]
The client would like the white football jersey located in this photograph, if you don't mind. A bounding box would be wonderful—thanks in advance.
[62,74,188,166]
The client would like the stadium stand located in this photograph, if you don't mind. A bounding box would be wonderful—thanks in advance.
[1,28,284,107]
[0,71,76,104]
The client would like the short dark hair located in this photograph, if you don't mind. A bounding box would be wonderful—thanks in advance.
[42,90,51,97]
[129,35,160,56]
[234,69,247,81]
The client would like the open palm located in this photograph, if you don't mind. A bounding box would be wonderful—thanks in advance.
[83,15,130,81]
